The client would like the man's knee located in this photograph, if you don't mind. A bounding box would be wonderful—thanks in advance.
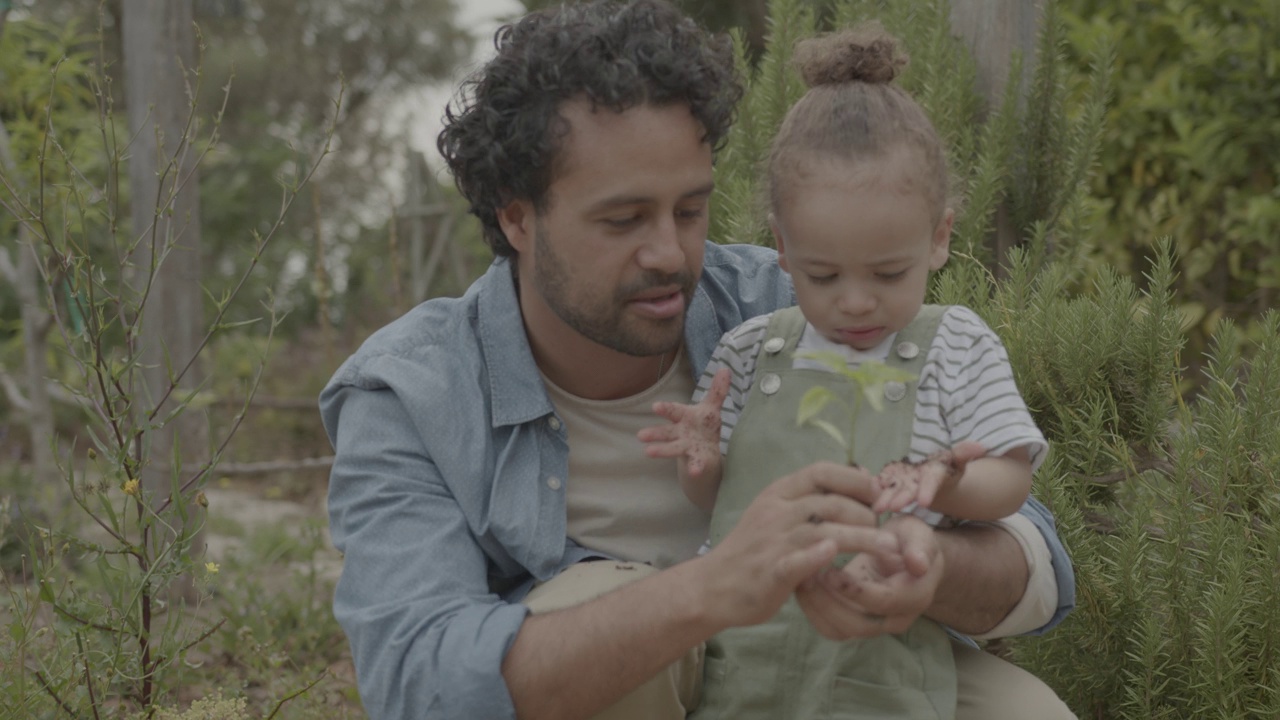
[523,561,704,720]
[953,639,1076,720]
[524,560,660,613]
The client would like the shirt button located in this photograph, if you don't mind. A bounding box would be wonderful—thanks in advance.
[763,337,786,354]
[546,476,562,491]
[760,373,782,395]
[548,416,562,432]
[884,381,907,402]
[896,341,920,360]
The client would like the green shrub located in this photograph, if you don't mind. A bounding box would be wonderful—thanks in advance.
[1061,0,1280,367]
[716,1,1277,717]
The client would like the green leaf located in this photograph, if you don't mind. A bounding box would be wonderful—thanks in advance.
[796,350,859,379]
[807,419,848,451]
[862,383,887,413]
[853,362,917,413]
[850,362,918,387]
[797,386,834,427]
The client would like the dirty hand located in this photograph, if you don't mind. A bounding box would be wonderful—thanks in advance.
[638,368,731,477]
[872,441,987,513]
[696,462,901,630]
[795,513,943,640]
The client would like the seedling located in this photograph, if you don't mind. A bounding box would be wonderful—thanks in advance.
[794,350,917,467]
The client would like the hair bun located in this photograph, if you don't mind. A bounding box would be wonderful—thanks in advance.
[793,24,907,87]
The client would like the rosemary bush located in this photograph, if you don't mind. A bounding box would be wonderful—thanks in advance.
[713,1,1277,716]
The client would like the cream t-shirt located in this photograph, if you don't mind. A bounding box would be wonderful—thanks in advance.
[543,349,707,570]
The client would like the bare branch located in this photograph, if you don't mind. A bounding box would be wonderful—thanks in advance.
[264,670,328,720]
[0,245,15,285]
[0,363,31,413]
[210,396,318,411]
[213,457,335,477]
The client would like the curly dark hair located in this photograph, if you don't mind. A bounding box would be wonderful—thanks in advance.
[437,0,742,257]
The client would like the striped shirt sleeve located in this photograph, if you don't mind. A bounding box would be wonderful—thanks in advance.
[911,306,1047,470]
[692,313,773,455]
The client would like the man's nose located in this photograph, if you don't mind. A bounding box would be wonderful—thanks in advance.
[637,216,685,273]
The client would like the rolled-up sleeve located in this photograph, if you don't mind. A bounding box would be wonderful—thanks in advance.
[1010,496,1075,636]
[323,383,526,720]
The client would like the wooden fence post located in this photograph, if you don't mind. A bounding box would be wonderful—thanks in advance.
[948,0,1045,113]
[949,0,1045,269]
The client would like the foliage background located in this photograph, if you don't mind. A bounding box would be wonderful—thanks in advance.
[1059,0,1280,376]
[1,0,1277,716]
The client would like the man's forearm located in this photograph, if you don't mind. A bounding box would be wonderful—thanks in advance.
[503,560,720,720]
[926,522,1028,635]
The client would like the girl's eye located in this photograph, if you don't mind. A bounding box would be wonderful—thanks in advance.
[876,269,908,281]
[807,274,837,285]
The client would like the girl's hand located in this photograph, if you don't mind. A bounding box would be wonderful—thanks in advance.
[637,368,731,477]
[872,441,986,513]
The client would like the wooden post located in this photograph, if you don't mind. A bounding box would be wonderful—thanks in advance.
[122,0,206,606]
[949,0,1045,270]
[123,0,207,502]
[399,148,461,304]
[948,0,1044,113]
[0,102,57,490]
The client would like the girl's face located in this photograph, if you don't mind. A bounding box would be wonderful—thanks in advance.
[772,151,952,351]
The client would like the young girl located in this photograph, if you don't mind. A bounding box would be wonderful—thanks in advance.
[639,25,1047,720]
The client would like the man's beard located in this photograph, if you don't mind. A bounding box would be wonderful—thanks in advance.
[531,223,694,357]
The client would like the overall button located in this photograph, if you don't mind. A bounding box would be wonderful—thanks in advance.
[884,381,907,402]
[760,373,782,395]
[546,476,562,491]
[763,337,786,354]
[548,416,562,432]
[896,341,920,360]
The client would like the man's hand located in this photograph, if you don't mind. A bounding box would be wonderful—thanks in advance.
[693,462,901,630]
[795,513,944,640]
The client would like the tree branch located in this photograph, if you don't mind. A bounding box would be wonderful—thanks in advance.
[0,245,16,285]
[0,363,31,413]
[213,457,335,476]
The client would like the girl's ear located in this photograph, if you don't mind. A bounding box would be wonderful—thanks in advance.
[769,213,790,273]
[496,199,535,254]
[929,208,954,271]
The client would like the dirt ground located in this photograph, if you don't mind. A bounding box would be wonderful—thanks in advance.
[201,483,343,584]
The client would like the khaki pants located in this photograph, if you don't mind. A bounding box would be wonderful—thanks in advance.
[523,561,1076,720]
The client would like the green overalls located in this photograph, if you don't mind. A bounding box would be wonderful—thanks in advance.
[691,305,956,720]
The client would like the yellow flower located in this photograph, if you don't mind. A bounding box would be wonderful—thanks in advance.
[122,478,140,496]
[205,562,220,575]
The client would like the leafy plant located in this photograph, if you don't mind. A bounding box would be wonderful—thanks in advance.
[0,12,337,716]
[795,353,916,466]
[1060,0,1280,372]
[709,1,1280,716]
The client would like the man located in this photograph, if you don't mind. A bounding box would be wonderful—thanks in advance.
[320,2,1075,719]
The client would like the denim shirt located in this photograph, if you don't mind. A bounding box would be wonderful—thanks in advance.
[320,241,1076,720]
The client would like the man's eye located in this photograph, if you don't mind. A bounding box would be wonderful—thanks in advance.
[675,207,706,222]
[603,216,641,229]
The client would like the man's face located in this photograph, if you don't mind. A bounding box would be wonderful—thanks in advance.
[507,100,714,358]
